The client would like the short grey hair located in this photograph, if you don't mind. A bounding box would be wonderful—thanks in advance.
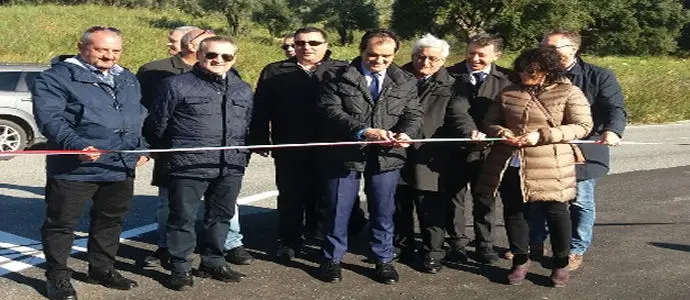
[412,33,450,58]
[170,26,198,36]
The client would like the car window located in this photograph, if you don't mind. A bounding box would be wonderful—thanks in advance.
[17,71,42,92]
[0,72,22,91]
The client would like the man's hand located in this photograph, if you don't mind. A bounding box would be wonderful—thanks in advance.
[516,131,540,147]
[136,155,150,167]
[598,130,622,146]
[470,130,486,141]
[392,132,412,148]
[78,146,101,162]
[363,128,395,142]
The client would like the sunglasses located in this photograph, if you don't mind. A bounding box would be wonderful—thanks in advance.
[281,44,294,50]
[85,25,121,34]
[204,52,234,61]
[294,40,325,47]
[190,29,215,44]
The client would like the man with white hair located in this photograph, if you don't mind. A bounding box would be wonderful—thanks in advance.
[396,33,484,273]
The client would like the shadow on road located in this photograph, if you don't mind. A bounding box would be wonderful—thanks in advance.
[649,242,690,252]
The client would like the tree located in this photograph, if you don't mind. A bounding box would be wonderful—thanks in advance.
[252,0,300,37]
[306,0,379,45]
[179,0,256,35]
[583,0,689,55]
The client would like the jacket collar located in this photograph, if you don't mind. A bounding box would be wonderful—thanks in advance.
[171,55,193,72]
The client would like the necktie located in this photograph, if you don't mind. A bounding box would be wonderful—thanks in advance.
[370,72,381,100]
[472,72,486,86]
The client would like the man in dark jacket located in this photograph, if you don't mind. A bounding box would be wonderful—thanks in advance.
[396,33,484,274]
[250,27,366,262]
[32,26,148,300]
[137,28,253,269]
[530,29,627,271]
[144,36,252,291]
[317,29,423,284]
[445,33,515,264]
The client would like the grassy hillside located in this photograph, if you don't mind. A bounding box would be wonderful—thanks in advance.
[1,4,689,124]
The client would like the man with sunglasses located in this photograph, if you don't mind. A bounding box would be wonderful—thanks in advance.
[280,34,296,58]
[32,26,148,300]
[138,28,253,270]
[145,35,252,290]
[251,27,357,262]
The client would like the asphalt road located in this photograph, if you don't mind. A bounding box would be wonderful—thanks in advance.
[0,122,689,300]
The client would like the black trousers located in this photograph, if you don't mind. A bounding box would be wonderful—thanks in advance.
[167,175,242,273]
[394,186,447,259]
[446,159,496,250]
[500,167,572,267]
[274,154,322,248]
[42,178,134,279]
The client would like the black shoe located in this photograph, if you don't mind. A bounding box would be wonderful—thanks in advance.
[422,256,443,274]
[46,278,77,300]
[275,245,296,262]
[444,246,468,263]
[375,262,399,284]
[139,247,170,269]
[225,246,254,265]
[169,271,194,291]
[474,248,500,264]
[319,261,342,283]
[195,264,246,282]
[86,268,138,290]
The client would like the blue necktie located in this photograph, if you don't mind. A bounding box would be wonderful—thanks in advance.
[472,72,486,86]
[370,72,380,99]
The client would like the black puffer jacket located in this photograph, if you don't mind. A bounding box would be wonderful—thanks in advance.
[144,65,253,178]
[317,57,424,172]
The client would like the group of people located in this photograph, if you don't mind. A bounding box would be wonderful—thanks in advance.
[30,23,625,300]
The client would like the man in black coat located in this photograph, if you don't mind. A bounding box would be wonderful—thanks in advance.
[396,33,483,274]
[250,27,368,262]
[530,29,627,271]
[445,33,515,264]
[317,29,423,284]
[144,36,252,290]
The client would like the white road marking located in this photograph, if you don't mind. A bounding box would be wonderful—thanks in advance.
[0,191,278,276]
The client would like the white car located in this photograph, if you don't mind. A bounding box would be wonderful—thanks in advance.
[0,63,48,158]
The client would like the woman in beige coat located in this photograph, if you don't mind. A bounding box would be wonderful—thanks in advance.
[474,47,593,287]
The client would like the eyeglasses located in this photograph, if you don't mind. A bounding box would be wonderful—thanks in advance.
[281,44,294,50]
[189,29,215,44]
[414,55,443,63]
[552,44,573,49]
[204,52,234,61]
[85,26,121,34]
[294,40,325,47]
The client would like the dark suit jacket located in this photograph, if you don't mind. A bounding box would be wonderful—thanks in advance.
[249,52,347,160]
[137,55,193,110]
[569,58,627,180]
[398,64,477,191]
[447,61,515,163]
[318,57,424,173]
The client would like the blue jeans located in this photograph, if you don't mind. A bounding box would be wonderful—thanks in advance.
[156,187,243,250]
[528,179,597,255]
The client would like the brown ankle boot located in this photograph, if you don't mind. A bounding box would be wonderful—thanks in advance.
[507,263,529,285]
[550,267,569,287]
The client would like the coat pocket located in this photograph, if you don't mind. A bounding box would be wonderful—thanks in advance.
[182,97,214,115]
